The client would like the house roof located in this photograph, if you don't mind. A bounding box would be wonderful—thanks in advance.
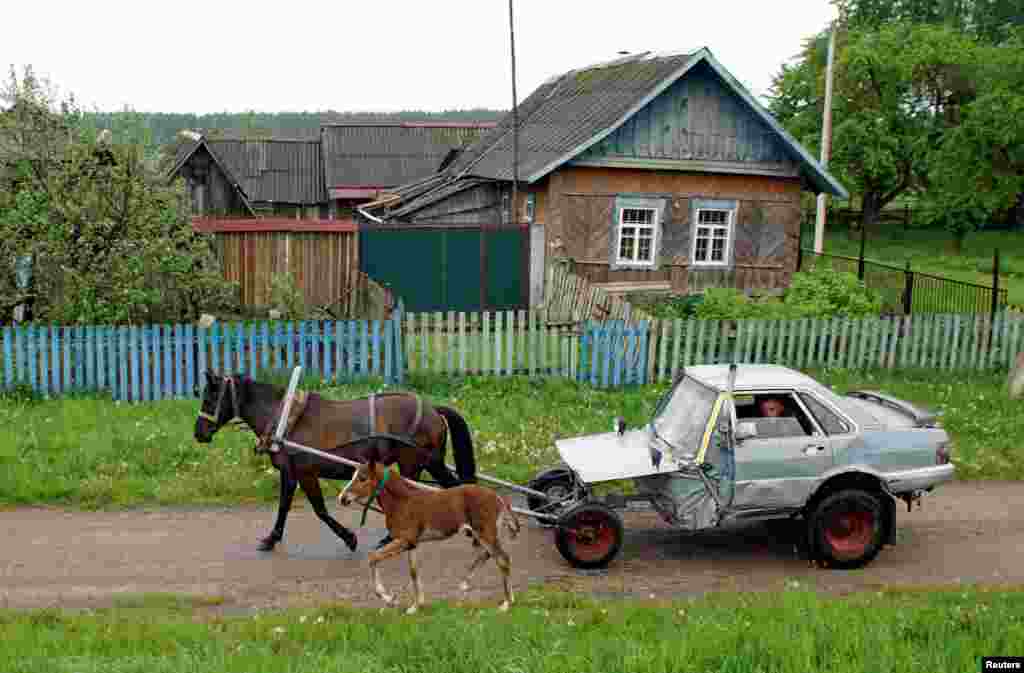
[442,48,846,199]
[207,138,326,204]
[168,135,326,205]
[320,122,495,191]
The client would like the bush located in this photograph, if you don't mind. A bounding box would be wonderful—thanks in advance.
[626,292,704,320]
[269,272,307,319]
[692,269,882,321]
[784,268,883,318]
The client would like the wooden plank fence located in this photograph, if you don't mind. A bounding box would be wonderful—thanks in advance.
[3,311,1023,399]
[545,262,653,324]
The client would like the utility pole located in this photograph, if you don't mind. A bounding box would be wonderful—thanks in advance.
[814,24,837,254]
[508,0,519,225]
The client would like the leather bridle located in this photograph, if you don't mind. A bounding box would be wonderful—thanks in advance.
[198,375,242,431]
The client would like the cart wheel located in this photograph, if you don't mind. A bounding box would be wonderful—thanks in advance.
[527,472,581,524]
[555,502,624,570]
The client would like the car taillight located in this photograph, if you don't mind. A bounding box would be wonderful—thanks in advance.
[936,442,951,465]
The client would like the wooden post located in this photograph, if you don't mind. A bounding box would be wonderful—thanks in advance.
[990,248,1001,354]
[903,261,914,315]
[991,248,1001,319]
[858,223,867,281]
[813,25,837,254]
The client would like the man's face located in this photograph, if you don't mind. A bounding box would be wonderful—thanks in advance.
[759,398,785,417]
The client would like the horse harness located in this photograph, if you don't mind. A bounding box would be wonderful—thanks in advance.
[253,389,430,457]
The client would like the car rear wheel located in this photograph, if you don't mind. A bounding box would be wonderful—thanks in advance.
[555,502,624,570]
[809,489,886,569]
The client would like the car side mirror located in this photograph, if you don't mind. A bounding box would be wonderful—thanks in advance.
[735,421,758,442]
[613,417,626,436]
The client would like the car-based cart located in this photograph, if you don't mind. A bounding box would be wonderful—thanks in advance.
[269,361,954,571]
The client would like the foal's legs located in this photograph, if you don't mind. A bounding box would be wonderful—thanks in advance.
[260,469,298,551]
[367,538,411,607]
[299,474,358,552]
[462,526,514,611]
[405,548,426,615]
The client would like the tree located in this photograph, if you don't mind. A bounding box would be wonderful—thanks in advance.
[1,65,238,324]
[834,0,1024,43]
[922,31,1024,247]
[768,22,983,228]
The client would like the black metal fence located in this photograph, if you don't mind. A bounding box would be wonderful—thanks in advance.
[798,249,1009,316]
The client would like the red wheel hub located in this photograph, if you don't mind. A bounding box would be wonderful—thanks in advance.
[566,512,615,562]
[824,510,875,557]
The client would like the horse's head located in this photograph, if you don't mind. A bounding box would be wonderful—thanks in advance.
[194,370,242,443]
[338,461,392,508]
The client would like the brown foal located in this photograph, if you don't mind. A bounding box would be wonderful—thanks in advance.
[338,462,519,614]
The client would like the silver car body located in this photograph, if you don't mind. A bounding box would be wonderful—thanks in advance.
[555,364,955,530]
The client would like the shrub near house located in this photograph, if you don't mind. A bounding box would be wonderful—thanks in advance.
[633,269,883,321]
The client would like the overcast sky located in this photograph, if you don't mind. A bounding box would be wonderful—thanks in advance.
[3,0,837,114]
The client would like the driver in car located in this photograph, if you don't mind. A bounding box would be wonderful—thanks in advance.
[757,396,787,418]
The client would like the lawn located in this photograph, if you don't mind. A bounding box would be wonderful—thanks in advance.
[0,367,1020,509]
[814,226,1024,308]
[0,586,1020,673]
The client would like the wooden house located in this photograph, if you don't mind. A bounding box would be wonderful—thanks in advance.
[360,49,848,304]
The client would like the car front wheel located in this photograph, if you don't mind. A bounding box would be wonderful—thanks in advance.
[555,502,624,570]
[809,489,886,569]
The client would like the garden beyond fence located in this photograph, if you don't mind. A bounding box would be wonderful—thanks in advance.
[2,311,1023,399]
[799,249,1008,315]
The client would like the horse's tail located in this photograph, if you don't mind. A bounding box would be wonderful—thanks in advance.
[436,405,477,484]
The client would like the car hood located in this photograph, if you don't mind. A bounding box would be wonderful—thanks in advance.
[555,427,686,483]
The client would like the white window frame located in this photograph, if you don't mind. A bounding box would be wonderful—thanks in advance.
[615,206,658,266]
[691,208,733,268]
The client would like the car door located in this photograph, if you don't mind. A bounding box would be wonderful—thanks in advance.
[730,389,832,510]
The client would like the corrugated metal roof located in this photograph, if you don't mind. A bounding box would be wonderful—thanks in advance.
[207,139,326,204]
[321,123,494,189]
[450,51,700,182]
[387,177,493,219]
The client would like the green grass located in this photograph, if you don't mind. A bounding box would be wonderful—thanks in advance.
[1,586,1021,672]
[0,367,1020,508]
[816,226,1024,308]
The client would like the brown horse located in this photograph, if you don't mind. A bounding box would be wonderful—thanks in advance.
[193,371,477,552]
[339,461,519,614]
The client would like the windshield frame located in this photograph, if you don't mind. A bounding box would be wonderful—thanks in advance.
[649,375,720,457]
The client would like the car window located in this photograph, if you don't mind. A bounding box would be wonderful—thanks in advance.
[798,392,852,435]
[736,392,817,438]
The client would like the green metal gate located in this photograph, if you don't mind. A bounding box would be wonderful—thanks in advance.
[359,224,528,312]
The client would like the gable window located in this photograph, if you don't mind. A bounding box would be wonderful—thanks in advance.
[617,207,657,265]
[692,208,732,266]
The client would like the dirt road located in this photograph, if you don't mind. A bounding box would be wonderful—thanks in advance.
[1,481,1021,612]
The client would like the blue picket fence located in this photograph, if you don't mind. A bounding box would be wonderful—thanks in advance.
[578,320,650,387]
[0,318,404,402]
